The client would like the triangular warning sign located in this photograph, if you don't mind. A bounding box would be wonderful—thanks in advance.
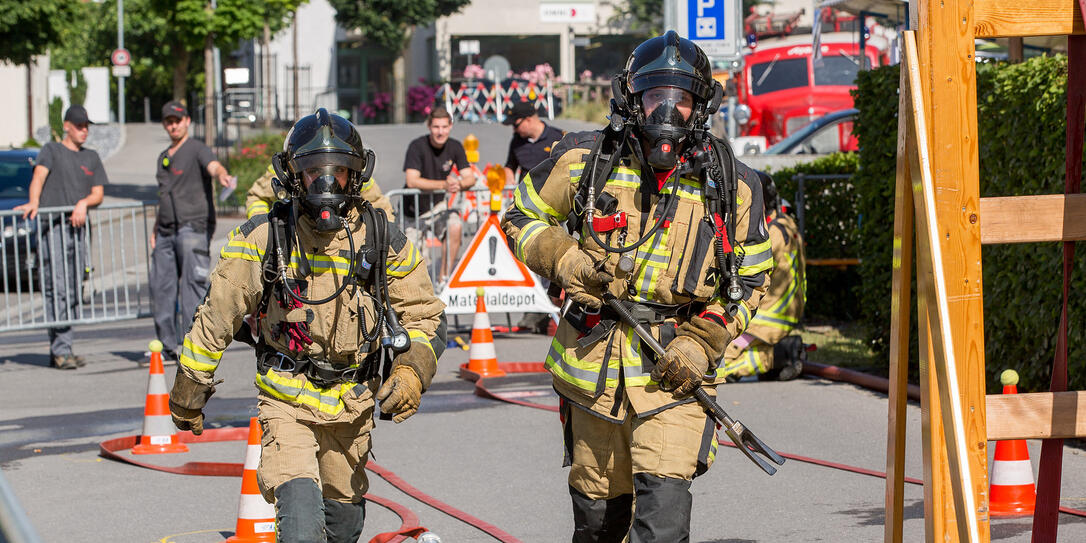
[438,214,559,315]
[447,214,533,288]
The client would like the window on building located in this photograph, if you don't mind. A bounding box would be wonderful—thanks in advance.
[451,35,560,80]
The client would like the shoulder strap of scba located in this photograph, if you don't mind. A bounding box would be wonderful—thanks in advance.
[260,200,391,302]
[565,125,627,236]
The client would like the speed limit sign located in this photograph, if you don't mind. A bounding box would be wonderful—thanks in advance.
[111,48,131,67]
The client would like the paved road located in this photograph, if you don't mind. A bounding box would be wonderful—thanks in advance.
[3,317,1086,542]
[5,120,1086,541]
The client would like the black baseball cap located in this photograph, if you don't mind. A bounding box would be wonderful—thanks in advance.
[502,101,538,125]
[63,105,93,125]
[162,100,189,120]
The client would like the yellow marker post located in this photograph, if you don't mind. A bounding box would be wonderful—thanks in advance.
[485,163,504,213]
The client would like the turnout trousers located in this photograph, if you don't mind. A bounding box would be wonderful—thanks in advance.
[151,225,211,354]
[41,222,86,357]
[255,398,373,505]
[562,392,718,542]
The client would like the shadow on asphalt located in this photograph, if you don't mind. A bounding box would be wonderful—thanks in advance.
[0,399,258,466]
[833,499,924,528]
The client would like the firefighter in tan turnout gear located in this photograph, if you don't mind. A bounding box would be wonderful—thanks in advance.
[723,171,807,382]
[246,163,394,220]
[168,109,446,543]
[502,31,773,542]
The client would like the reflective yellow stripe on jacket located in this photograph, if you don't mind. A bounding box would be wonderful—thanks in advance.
[220,237,421,278]
[179,336,224,372]
[255,370,363,416]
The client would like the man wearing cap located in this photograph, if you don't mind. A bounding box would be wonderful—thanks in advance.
[502,100,565,184]
[14,105,108,369]
[151,100,233,361]
[502,101,564,334]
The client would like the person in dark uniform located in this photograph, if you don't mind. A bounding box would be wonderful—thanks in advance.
[502,100,565,184]
[14,105,107,369]
[151,100,233,361]
[502,101,565,334]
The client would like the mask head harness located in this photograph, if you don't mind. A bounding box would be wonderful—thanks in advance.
[615,30,723,170]
[272,108,375,232]
[758,170,781,217]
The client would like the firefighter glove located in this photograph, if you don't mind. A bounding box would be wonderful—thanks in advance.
[376,365,423,423]
[555,248,613,309]
[521,226,612,309]
[169,368,216,435]
[652,335,710,396]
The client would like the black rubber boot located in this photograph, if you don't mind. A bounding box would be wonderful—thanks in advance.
[764,335,805,382]
[324,498,365,543]
[570,486,633,543]
[629,473,692,543]
[274,478,327,543]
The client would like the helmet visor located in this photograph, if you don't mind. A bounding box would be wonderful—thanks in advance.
[301,164,349,193]
[290,151,364,175]
[641,87,695,123]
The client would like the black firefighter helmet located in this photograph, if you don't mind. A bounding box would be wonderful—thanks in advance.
[273,108,375,231]
[617,30,723,169]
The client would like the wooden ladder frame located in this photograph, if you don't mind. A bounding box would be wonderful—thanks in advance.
[886,2,1086,542]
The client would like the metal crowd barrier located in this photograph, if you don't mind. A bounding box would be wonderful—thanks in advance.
[0,202,154,333]
[385,186,514,286]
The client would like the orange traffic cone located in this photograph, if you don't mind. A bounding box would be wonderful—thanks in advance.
[132,340,189,454]
[226,417,277,542]
[466,287,505,377]
[989,369,1036,517]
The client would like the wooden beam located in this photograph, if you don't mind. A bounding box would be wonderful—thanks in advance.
[980,194,1086,244]
[885,58,916,543]
[975,0,1086,38]
[986,391,1086,440]
[914,0,991,535]
[904,29,984,543]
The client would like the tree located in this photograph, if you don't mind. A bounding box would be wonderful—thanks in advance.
[0,0,77,140]
[329,0,472,123]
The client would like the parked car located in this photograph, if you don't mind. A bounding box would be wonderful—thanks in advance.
[0,148,39,289]
[764,108,858,155]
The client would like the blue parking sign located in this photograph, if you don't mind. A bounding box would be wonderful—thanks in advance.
[689,0,726,40]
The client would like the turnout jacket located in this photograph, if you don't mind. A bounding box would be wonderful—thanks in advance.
[501,131,772,421]
[746,211,805,345]
[245,166,394,220]
[178,207,444,423]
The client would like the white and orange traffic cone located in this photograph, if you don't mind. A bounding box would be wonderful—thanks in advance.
[989,369,1036,517]
[466,287,505,377]
[226,417,277,542]
[132,340,189,455]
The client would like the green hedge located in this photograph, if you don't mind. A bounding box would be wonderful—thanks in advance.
[221,131,286,209]
[853,55,1086,393]
[767,153,861,321]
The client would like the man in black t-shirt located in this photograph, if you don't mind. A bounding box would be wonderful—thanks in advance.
[151,101,233,361]
[15,105,107,369]
[402,107,475,281]
[501,101,565,334]
[502,101,565,184]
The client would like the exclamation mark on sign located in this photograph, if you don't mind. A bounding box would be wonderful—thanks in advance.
[488,237,498,276]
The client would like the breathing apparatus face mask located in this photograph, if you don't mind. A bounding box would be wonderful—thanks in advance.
[300,162,352,232]
[639,86,696,170]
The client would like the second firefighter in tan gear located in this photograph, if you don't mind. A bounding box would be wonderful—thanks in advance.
[502,31,772,542]
[723,171,806,381]
[245,164,395,220]
[170,109,444,543]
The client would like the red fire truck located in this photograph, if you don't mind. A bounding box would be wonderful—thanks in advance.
[732,32,887,150]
